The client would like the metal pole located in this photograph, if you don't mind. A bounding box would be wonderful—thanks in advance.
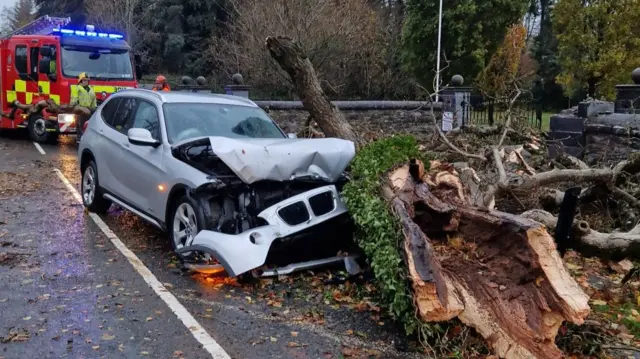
[435,0,443,102]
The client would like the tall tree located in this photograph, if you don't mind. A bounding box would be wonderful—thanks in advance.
[400,0,530,89]
[529,0,570,110]
[553,0,640,99]
[35,0,86,26]
[2,0,37,34]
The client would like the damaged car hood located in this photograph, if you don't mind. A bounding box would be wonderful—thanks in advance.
[175,136,356,184]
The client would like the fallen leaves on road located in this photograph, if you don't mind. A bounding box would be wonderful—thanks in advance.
[340,346,381,358]
[0,252,29,266]
[101,333,115,341]
[173,350,184,357]
[0,328,30,343]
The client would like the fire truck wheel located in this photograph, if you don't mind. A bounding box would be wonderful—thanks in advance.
[81,160,112,214]
[27,115,57,144]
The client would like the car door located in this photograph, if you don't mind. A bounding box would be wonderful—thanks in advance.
[100,96,138,202]
[117,99,167,217]
[92,97,121,193]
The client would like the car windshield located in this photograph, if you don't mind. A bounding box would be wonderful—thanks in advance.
[163,103,286,144]
[61,46,133,80]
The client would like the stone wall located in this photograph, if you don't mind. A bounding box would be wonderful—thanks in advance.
[583,113,640,166]
[256,101,441,142]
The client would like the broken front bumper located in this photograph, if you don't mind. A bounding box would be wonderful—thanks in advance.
[176,184,349,277]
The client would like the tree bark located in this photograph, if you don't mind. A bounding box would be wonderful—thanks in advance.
[265,36,364,147]
[384,161,590,359]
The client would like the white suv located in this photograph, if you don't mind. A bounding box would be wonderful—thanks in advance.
[77,89,356,278]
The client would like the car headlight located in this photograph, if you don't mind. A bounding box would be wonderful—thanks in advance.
[57,113,75,124]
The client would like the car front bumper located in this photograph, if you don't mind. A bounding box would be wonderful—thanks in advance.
[176,184,349,277]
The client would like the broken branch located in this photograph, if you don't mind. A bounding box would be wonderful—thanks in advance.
[521,209,640,260]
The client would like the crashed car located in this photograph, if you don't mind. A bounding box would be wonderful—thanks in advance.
[77,89,357,279]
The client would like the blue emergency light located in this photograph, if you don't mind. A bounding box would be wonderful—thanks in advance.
[52,25,124,40]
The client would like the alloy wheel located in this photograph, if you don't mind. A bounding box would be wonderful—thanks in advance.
[173,203,198,250]
[82,166,95,205]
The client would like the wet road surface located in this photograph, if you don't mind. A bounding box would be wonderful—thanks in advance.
[0,133,417,359]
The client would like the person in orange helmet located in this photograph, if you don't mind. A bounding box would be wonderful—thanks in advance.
[152,75,171,92]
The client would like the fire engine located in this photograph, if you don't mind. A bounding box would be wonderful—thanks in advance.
[0,15,141,143]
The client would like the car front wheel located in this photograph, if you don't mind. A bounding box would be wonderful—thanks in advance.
[171,197,203,252]
[81,160,112,213]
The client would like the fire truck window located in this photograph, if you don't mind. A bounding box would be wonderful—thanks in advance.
[30,47,39,78]
[111,97,137,134]
[15,45,27,74]
[131,100,160,140]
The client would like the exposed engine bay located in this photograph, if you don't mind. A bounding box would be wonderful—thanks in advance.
[172,137,349,235]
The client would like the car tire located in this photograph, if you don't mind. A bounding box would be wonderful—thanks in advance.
[169,195,208,253]
[28,114,57,144]
[237,269,261,284]
[81,160,112,213]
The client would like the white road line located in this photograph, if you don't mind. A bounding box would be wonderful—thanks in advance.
[53,168,231,359]
[33,142,46,155]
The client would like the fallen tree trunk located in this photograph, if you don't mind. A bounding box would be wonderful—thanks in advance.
[384,160,590,359]
[6,99,91,118]
[521,209,640,260]
[265,36,364,147]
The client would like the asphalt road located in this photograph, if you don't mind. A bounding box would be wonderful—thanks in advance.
[0,132,417,359]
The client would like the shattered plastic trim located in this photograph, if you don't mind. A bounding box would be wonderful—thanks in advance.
[180,184,348,277]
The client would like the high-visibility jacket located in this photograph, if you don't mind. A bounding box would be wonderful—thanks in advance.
[152,85,171,92]
[71,85,97,110]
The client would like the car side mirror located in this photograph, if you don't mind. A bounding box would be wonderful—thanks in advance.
[128,128,160,147]
[287,133,297,139]
[39,59,51,74]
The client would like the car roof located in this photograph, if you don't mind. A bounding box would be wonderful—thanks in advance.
[114,89,259,108]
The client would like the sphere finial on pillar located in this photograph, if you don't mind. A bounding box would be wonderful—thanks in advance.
[451,74,464,86]
[232,73,243,85]
[632,68,640,85]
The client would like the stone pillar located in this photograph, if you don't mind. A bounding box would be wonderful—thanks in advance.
[614,67,640,114]
[441,74,472,131]
[224,73,251,99]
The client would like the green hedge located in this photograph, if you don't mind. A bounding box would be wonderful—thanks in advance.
[342,135,435,336]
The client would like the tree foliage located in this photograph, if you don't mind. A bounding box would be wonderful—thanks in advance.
[400,0,530,88]
[211,0,417,99]
[341,136,436,336]
[476,24,530,99]
[553,0,640,99]
[35,0,86,26]
[2,0,37,34]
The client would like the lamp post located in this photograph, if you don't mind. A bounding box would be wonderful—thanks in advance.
[435,0,443,102]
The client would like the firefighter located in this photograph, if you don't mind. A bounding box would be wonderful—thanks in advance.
[152,75,171,92]
[72,72,97,141]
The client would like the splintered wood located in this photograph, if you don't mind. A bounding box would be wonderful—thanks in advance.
[384,160,590,359]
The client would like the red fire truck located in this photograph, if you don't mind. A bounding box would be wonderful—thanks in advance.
[0,16,141,143]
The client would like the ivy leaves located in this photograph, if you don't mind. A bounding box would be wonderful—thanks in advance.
[342,135,428,335]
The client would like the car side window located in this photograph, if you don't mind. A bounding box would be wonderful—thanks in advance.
[131,100,160,140]
[100,98,120,127]
[111,97,137,134]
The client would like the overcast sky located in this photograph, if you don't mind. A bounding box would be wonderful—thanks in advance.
[0,0,15,9]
